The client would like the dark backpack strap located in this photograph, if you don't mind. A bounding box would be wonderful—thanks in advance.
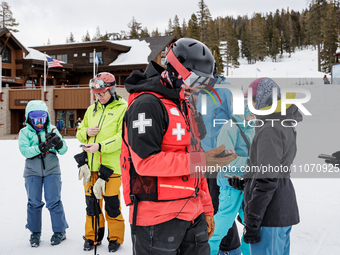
[231,117,251,154]
[130,195,139,236]
[37,133,46,169]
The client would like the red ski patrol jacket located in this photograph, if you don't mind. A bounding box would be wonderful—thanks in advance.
[121,61,213,227]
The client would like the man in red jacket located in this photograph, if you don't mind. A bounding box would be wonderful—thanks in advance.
[121,38,236,255]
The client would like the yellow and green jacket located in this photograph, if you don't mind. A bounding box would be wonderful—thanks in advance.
[76,97,127,175]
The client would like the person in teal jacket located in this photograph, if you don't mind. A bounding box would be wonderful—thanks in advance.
[18,100,68,248]
[208,106,255,255]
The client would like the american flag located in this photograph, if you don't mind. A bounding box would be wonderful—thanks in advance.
[46,56,63,68]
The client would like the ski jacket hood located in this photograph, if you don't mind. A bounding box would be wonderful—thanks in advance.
[25,100,51,132]
[125,61,184,100]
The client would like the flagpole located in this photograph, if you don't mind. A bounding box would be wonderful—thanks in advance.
[44,57,46,92]
[93,48,96,77]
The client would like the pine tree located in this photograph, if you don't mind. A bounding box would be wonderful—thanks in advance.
[165,18,173,36]
[290,10,301,49]
[216,17,223,41]
[334,1,340,39]
[197,0,212,43]
[82,30,91,42]
[211,45,224,75]
[308,0,328,71]
[182,19,187,37]
[221,17,240,71]
[252,13,268,61]
[0,2,19,32]
[299,10,308,47]
[240,28,247,58]
[266,12,274,46]
[269,26,280,61]
[128,16,141,38]
[283,13,296,57]
[140,27,150,37]
[173,15,182,38]
[273,9,284,55]
[100,32,109,40]
[187,14,200,40]
[93,26,102,40]
[205,19,218,48]
[151,28,161,37]
[68,32,75,43]
[240,22,253,64]
[321,1,338,73]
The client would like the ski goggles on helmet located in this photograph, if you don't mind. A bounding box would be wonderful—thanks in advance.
[166,47,215,89]
[89,78,116,93]
[94,89,111,97]
[28,110,47,125]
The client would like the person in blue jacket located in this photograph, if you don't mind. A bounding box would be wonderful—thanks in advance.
[196,76,233,212]
[208,105,255,255]
[18,100,68,248]
[196,77,246,255]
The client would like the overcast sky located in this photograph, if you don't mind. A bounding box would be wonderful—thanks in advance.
[10,0,310,47]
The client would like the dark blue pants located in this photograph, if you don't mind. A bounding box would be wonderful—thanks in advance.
[25,174,68,233]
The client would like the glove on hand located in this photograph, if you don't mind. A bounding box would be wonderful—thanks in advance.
[243,226,261,244]
[78,164,91,185]
[46,135,62,148]
[205,145,237,170]
[54,140,63,151]
[38,141,52,153]
[228,176,245,191]
[93,178,106,199]
[325,151,340,166]
[205,215,215,240]
[45,131,56,141]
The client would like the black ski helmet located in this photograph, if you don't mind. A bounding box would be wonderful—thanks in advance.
[166,38,214,79]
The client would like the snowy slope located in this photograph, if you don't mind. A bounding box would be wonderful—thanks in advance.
[229,46,325,79]
[1,48,340,255]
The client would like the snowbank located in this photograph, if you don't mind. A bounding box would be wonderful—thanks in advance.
[109,39,151,66]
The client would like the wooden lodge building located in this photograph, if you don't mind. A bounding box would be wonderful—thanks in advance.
[0,27,176,136]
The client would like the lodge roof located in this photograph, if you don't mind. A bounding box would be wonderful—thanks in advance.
[0,28,28,54]
[138,35,177,62]
[32,40,131,53]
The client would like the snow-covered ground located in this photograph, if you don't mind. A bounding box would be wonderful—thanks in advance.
[229,46,325,79]
[1,48,339,254]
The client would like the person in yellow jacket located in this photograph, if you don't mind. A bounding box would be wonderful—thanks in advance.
[76,72,127,253]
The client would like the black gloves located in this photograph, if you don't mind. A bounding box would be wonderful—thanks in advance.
[98,165,114,181]
[45,131,56,141]
[38,131,63,153]
[74,151,88,167]
[46,131,63,150]
[326,151,340,166]
[228,176,245,191]
[243,226,261,244]
[38,141,52,153]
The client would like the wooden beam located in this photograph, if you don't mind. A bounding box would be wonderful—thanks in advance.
[0,32,11,56]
